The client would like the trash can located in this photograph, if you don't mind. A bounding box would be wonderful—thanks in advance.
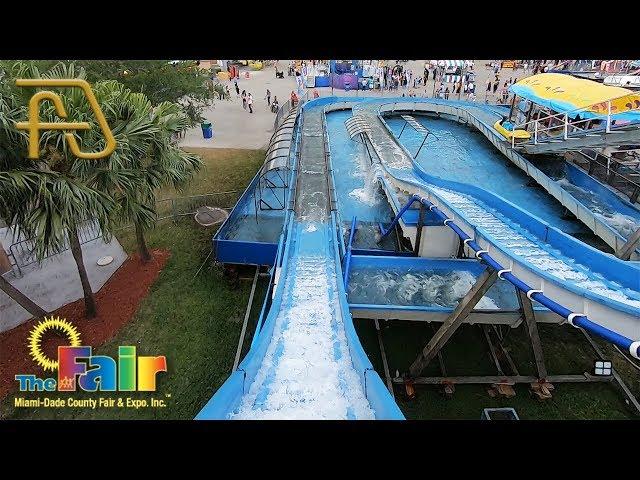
[201,122,213,139]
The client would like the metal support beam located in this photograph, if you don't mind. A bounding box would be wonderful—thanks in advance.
[409,268,498,377]
[617,227,640,261]
[413,203,425,256]
[414,135,429,159]
[516,289,548,379]
[375,319,394,397]
[233,266,260,371]
[398,120,408,139]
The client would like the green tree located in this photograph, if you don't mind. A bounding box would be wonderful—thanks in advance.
[0,62,149,317]
[0,61,203,324]
[78,82,202,262]
[4,60,220,126]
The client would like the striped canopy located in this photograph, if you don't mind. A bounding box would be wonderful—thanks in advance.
[430,60,473,68]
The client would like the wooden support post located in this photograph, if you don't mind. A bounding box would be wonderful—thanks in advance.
[232,266,259,371]
[430,323,453,395]
[393,374,612,385]
[491,325,520,375]
[516,288,548,380]
[617,228,640,261]
[409,268,498,377]
[375,319,394,397]
[413,203,425,256]
[579,328,640,415]
[482,325,504,375]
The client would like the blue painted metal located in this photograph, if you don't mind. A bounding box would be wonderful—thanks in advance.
[351,248,415,257]
[215,239,278,266]
[198,102,403,420]
[384,192,639,358]
[379,197,420,239]
[343,216,357,287]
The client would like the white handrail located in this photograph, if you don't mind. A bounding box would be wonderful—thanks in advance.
[513,88,640,141]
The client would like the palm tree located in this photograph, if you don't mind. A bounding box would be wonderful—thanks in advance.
[0,63,140,317]
[131,101,201,261]
[79,83,202,262]
[0,61,202,321]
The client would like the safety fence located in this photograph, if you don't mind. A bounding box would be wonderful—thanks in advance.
[568,150,640,204]
[155,191,240,222]
[8,219,101,277]
[273,92,311,130]
[5,191,241,277]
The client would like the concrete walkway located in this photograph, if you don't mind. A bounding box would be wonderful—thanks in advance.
[180,60,529,151]
[0,229,127,332]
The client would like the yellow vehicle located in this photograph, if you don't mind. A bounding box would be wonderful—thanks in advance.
[248,61,263,71]
[493,120,531,141]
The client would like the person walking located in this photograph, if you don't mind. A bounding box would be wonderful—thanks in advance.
[492,81,498,94]
[486,79,492,92]
[266,88,271,106]
[444,87,450,100]
[247,93,253,113]
[234,80,240,96]
[241,90,247,109]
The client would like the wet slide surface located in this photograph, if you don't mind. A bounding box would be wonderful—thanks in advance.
[386,115,586,233]
[229,106,375,419]
[353,102,640,337]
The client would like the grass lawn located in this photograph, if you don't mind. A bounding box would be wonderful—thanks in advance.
[2,147,638,420]
[355,319,640,419]
[1,148,267,419]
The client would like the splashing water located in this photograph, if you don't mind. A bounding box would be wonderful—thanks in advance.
[348,269,500,309]
[556,179,640,239]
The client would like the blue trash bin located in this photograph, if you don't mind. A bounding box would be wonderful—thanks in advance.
[201,122,213,139]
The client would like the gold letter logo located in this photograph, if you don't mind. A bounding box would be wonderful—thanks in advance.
[15,79,116,160]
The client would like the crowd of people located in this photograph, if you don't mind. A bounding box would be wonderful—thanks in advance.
[220,59,533,125]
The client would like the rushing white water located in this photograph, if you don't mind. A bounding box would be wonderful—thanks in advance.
[348,269,500,309]
[556,179,640,239]
[430,186,640,308]
[231,225,374,420]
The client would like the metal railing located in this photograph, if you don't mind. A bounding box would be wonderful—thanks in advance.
[273,92,311,130]
[511,91,640,148]
[569,150,640,203]
[155,192,240,221]
[8,219,101,277]
[6,192,241,277]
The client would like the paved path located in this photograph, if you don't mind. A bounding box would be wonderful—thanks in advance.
[180,60,531,150]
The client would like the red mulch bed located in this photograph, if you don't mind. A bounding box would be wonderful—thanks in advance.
[0,249,170,400]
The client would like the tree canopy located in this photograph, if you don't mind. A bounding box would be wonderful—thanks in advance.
[0,60,221,125]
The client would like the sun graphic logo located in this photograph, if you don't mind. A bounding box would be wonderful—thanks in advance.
[15,316,167,393]
[28,316,82,372]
